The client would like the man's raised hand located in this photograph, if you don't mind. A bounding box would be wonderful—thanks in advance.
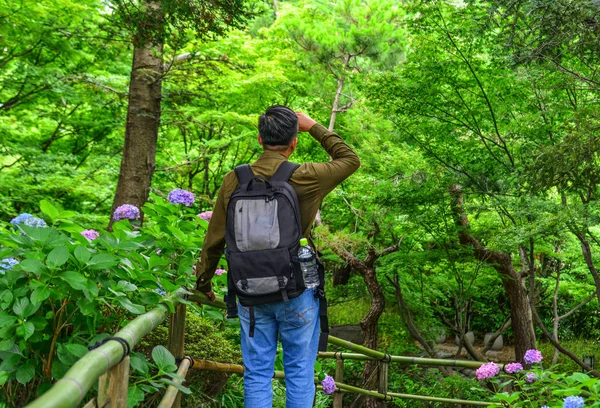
[296,112,317,132]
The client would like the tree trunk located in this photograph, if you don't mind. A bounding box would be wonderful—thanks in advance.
[333,263,351,286]
[360,267,385,408]
[449,185,536,361]
[110,33,163,227]
[574,232,600,306]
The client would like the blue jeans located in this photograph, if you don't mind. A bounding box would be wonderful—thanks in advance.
[239,289,320,408]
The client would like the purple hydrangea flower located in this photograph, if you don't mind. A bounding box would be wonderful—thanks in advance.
[10,213,33,225]
[113,204,140,221]
[0,258,19,273]
[523,349,543,364]
[23,217,47,228]
[563,396,585,408]
[156,249,162,255]
[321,375,336,394]
[476,362,500,381]
[81,229,100,241]
[505,362,523,374]
[155,288,167,296]
[197,211,213,222]
[215,269,226,276]
[525,372,537,384]
[168,189,195,206]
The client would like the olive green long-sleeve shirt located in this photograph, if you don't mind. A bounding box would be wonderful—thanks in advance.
[194,123,360,293]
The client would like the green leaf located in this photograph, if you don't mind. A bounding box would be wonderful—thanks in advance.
[16,322,35,341]
[0,371,10,386]
[152,346,175,371]
[65,344,89,358]
[74,246,91,263]
[115,297,145,315]
[19,259,46,275]
[16,360,35,384]
[159,378,192,395]
[0,338,16,351]
[13,297,30,317]
[87,253,118,269]
[29,316,48,331]
[128,385,145,407]
[0,314,17,327]
[167,226,186,242]
[60,271,87,290]
[130,353,150,374]
[0,353,21,371]
[31,286,51,305]
[46,246,70,269]
[40,200,60,221]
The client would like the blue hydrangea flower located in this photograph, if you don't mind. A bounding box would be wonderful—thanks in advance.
[23,217,47,228]
[155,288,166,296]
[113,204,140,221]
[10,213,33,225]
[0,258,19,274]
[563,396,585,408]
[168,189,195,206]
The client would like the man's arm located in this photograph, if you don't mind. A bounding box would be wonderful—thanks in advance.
[297,112,361,196]
[194,183,227,296]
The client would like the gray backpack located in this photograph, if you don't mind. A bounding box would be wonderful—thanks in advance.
[225,162,305,309]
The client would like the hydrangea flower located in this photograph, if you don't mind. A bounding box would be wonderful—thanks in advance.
[505,362,523,374]
[563,396,585,408]
[476,362,500,381]
[523,349,543,364]
[10,213,33,225]
[23,217,47,228]
[525,372,537,384]
[0,258,19,274]
[155,288,166,296]
[198,211,212,222]
[81,229,100,241]
[215,269,226,276]
[168,189,195,206]
[113,204,140,221]
[321,375,336,394]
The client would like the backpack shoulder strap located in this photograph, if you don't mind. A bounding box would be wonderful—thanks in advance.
[270,161,300,183]
[234,164,254,185]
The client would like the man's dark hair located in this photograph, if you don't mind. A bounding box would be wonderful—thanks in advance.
[258,105,298,147]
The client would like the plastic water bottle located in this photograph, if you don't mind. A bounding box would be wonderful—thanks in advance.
[298,238,319,289]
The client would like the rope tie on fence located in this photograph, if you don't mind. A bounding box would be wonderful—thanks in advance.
[381,353,392,364]
[88,337,131,363]
[176,356,195,367]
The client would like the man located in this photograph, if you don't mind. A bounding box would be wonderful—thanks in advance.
[194,105,360,407]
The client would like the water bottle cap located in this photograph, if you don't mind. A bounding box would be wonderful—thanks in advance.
[299,238,308,246]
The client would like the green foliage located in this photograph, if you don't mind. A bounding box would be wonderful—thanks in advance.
[474,360,600,407]
[0,196,210,405]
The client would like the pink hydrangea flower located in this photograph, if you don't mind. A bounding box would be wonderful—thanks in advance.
[197,211,213,222]
[476,362,500,381]
[321,375,336,394]
[81,229,100,241]
[505,362,523,374]
[523,349,543,364]
[215,269,226,275]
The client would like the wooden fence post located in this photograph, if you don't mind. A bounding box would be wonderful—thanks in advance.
[333,355,344,408]
[97,356,130,408]
[168,302,187,408]
[378,361,389,396]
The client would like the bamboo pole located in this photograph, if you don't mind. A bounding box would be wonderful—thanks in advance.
[157,357,192,408]
[192,359,245,375]
[384,390,502,406]
[98,356,130,408]
[378,361,388,396]
[167,303,187,408]
[321,340,500,370]
[187,291,227,309]
[26,304,170,408]
[333,356,344,408]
